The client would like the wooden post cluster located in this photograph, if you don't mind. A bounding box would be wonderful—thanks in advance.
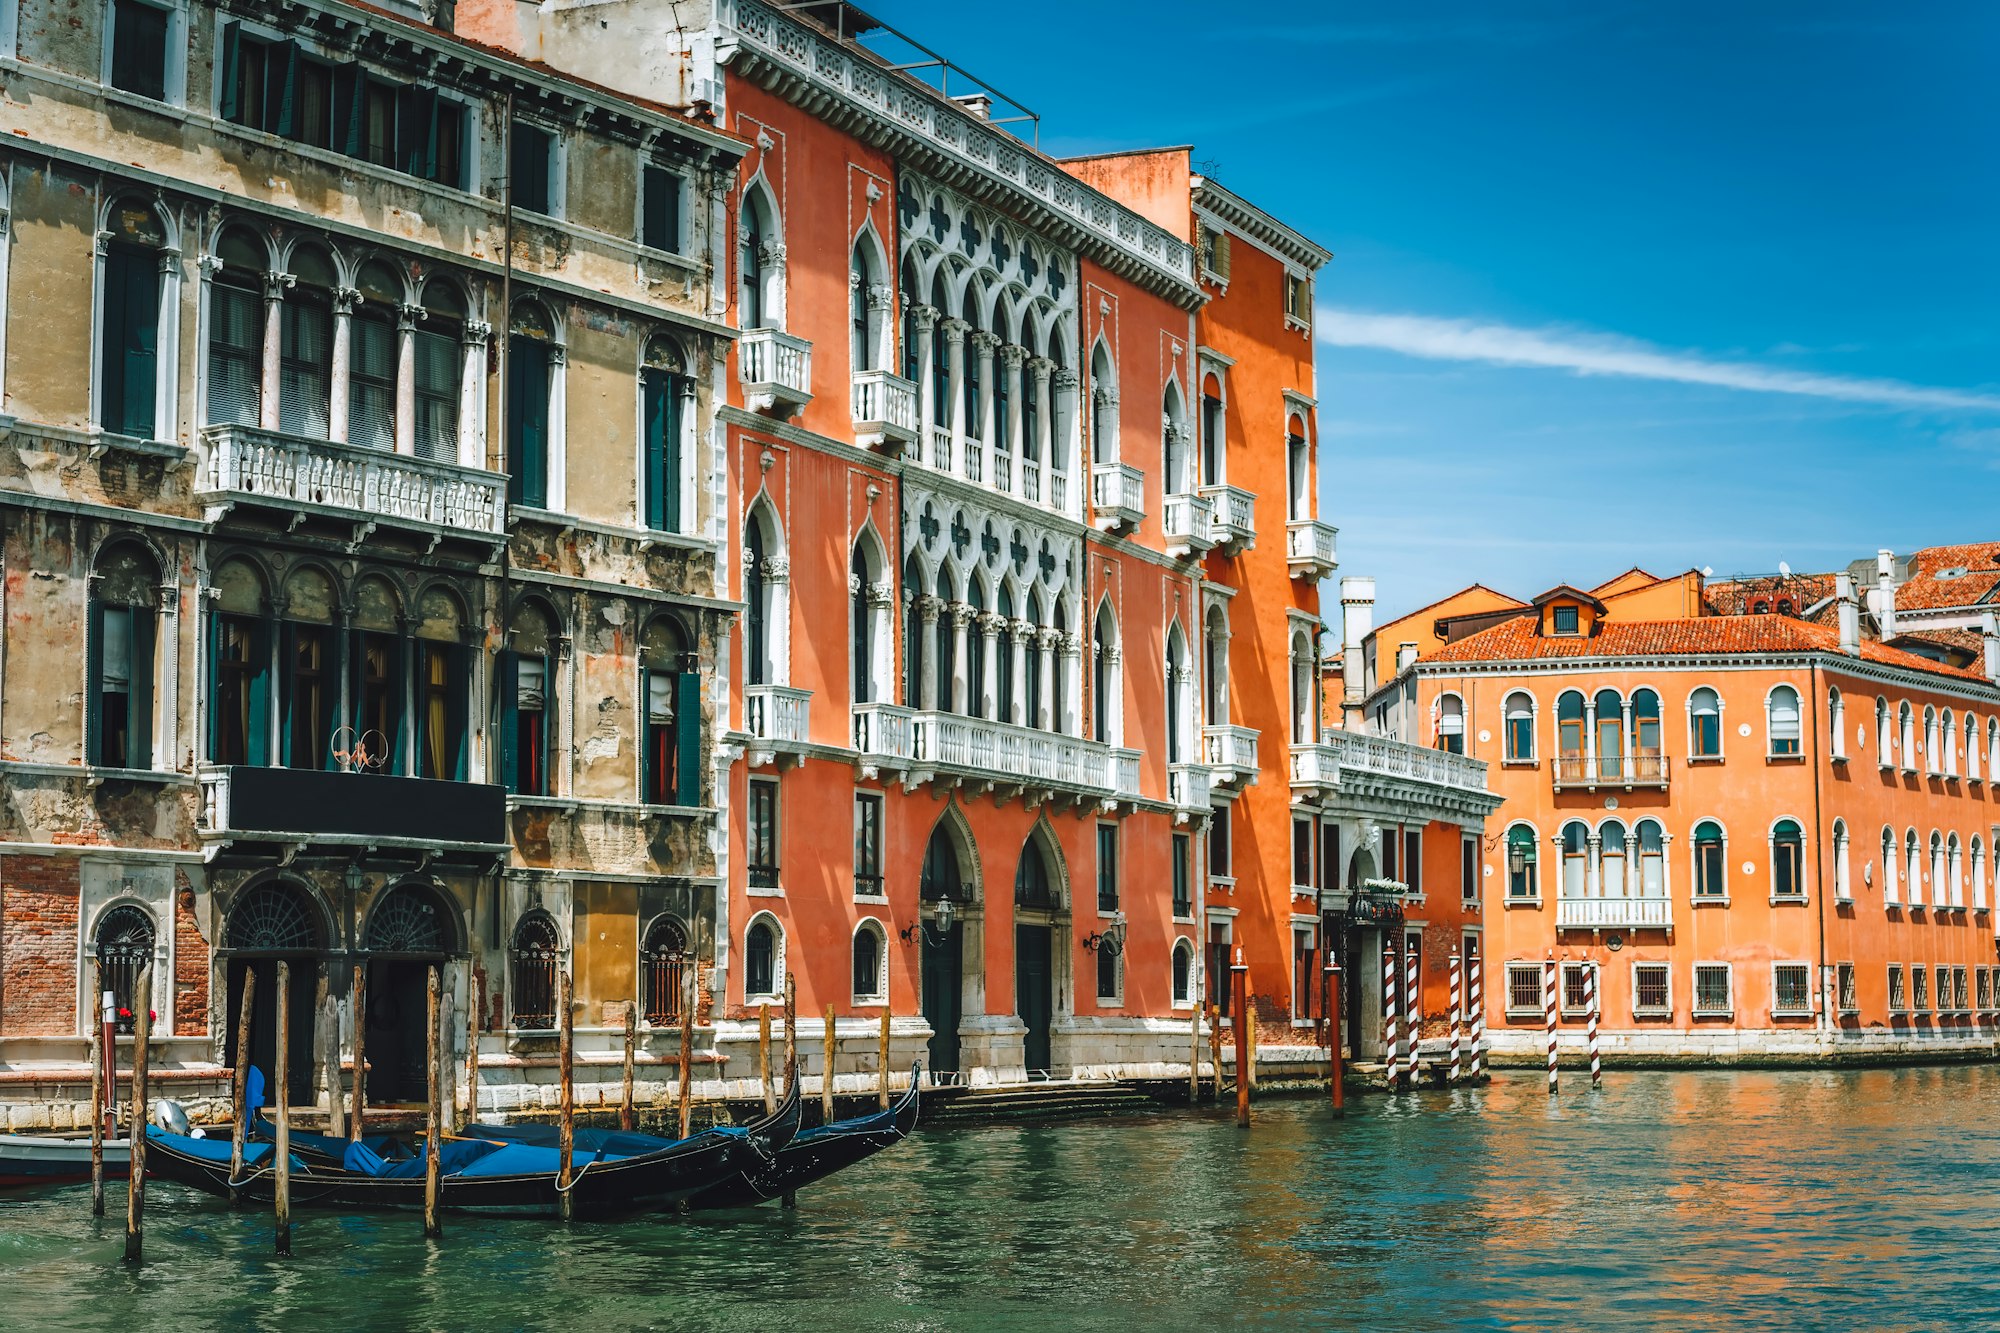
[1207,1001,1222,1101]
[678,968,696,1140]
[821,1004,837,1125]
[557,968,575,1222]
[274,960,293,1257]
[89,960,107,1219]
[423,965,443,1240]
[229,968,257,1204]
[1188,1002,1201,1102]
[122,967,151,1265]
[782,974,797,1210]
[465,969,482,1132]
[621,1000,637,1133]
[349,964,368,1141]
[759,1003,775,1114]
[878,1007,892,1110]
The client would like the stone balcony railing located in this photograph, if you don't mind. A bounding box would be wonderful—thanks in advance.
[1202,724,1260,788]
[1169,760,1212,815]
[743,685,812,748]
[1199,484,1256,554]
[1556,896,1673,931]
[1090,461,1145,532]
[739,328,813,416]
[926,424,953,473]
[1321,730,1490,794]
[199,425,506,538]
[850,368,918,450]
[1552,753,1670,792]
[851,702,915,773]
[1286,517,1338,580]
[911,710,1139,801]
[1162,491,1216,559]
[1288,740,1340,802]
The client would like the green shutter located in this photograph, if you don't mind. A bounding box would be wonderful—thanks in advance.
[674,668,701,805]
[508,338,549,508]
[642,371,666,530]
[272,42,300,137]
[101,248,158,438]
[87,602,107,766]
[338,65,369,158]
[206,610,221,762]
[129,608,155,770]
[663,376,683,533]
[447,644,469,781]
[495,650,520,792]
[245,619,271,767]
[279,622,299,766]
[219,24,242,122]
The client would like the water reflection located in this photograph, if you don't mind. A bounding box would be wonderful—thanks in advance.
[5,1067,2000,1328]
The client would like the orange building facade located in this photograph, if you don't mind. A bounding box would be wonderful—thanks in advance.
[1377,570,2000,1062]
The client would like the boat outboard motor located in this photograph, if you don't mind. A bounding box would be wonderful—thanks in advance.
[154,1098,202,1138]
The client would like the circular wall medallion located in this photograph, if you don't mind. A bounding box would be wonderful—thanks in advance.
[1483,864,1494,878]
[1478,728,1492,743]
[1607,934,1625,952]
[1742,861,1756,875]
[1604,796,1620,810]
[1738,722,1753,737]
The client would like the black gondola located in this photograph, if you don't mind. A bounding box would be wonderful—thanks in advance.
[146,1079,802,1219]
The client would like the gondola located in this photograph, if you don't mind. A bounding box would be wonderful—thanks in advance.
[466,1064,923,1210]
[0,1133,130,1187]
[145,1079,802,1219]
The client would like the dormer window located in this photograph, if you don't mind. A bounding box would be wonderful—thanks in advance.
[1551,605,1580,636]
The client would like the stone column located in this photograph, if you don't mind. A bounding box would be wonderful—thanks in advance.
[260,270,295,432]
[865,282,894,373]
[1621,699,1634,776]
[395,302,425,455]
[1586,833,1602,899]
[998,342,1025,494]
[155,246,184,441]
[917,595,942,711]
[911,306,939,443]
[460,318,491,470]
[949,602,972,715]
[1052,366,1080,515]
[1660,832,1675,900]
[1583,697,1599,776]
[941,318,969,463]
[1007,619,1031,727]
[976,611,1002,721]
[1036,628,1058,731]
[867,579,896,705]
[328,286,359,444]
[1060,631,1082,735]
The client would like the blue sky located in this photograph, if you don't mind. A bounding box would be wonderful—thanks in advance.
[861,1,1999,620]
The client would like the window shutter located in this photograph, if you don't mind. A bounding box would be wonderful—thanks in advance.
[245,619,271,767]
[129,607,155,769]
[446,644,469,781]
[674,668,702,804]
[643,168,680,251]
[272,42,300,137]
[87,601,108,765]
[219,24,243,122]
[279,622,300,766]
[642,371,667,531]
[507,338,549,508]
[337,65,368,157]
[1212,230,1231,282]
[103,249,159,438]
[495,650,520,791]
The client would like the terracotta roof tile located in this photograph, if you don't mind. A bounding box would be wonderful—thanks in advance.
[1426,614,1995,685]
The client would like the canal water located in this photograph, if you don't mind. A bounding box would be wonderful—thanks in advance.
[5,1067,1997,1330]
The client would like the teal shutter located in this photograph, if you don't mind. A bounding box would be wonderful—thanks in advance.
[507,338,549,508]
[447,645,469,781]
[495,650,520,791]
[279,622,299,766]
[129,608,155,770]
[244,619,271,767]
[205,611,221,762]
[663,376,684,533]
[86,602,107,765]
[674,669,701,805]
[272,42,300,137]
[338,66,369,157]
[639,668,657,801]
[642,371,666,530]
[101,248,158,438]
[219,24,242,122]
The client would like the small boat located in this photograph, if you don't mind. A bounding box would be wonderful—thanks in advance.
[146,1080,802,1219]
[0,1133,131,1188]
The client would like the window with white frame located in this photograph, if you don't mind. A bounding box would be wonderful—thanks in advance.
[1692,820,1726,899]
[1095,939,1122,1004]
[1505,961,1542,1015]
[1436,693,1465,754]
[1559,961,1594,1016]
[1989,718,2000,780]
[1912,964,1929,1012]
[1967,715,1982,783]
[1832,819,1851,902]
[1948,833,1964,908]
[1887,964,1905,1012]
[1927,831,1945,906]
[744,913,783,1000]
[1771,963,1812,1016]
[1923,706,1940,774]
[1770,820,1805,899]
[1688,687,1722,759]
[1505,824,1539,900]
[1953,965,1969,1012]
[1828,688,1846,761]
[1692,963,1732,1016]
[1882,826,1900,905]
[853,791,884,899]
[1898,702,1916,772]
[1837,962,1857,1013]
[851,919,887,1004]
[1462,834,1479,903]
[1973,834,1989,911]
[107,0,181,103]
[1767,685,1802,757]
[640,163,684,254]
[1978,966,1993,1014]
[1172,937,1195,1006]
[747,777,780,890]
[1943,709,1959,777]
[1905,829,1923,908]
[1876,697,1893,768]
[1632,962,1670,1015]
[1503,690,1535,762]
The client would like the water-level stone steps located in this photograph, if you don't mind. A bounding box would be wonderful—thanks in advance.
[919,1081,1163,1126]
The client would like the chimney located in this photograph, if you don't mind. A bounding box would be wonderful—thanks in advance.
[951,93,993,121]
[1339,576,1374,732]
[1984,612,2000,686]
[1396,642,1419,674]
[1836,573,1860,656]
[1874,548,1898,641]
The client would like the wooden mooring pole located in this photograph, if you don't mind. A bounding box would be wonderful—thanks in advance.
[464,968,481,1132]
[1245,996,1259,1092]
[89,960,106,1219]
[349,964,367,1142]
[1231,951,1250,1128]
[423,965,443,1241]
[274,960,293,1257]
[821,1005,837,1126]
[782,975,797,1210]
[229,966,256,1204]
[758,1002,775,1115]
[322,986,345,1141]
[1187,1000,1200,1103]
[123,967,152,1265]
[557,969,575,1222]
[1207,1001,1222,1101]
[677,969,695,1140]
[621,1001,637,1132]
[1327,961,1344,1115]
[877,1007,892,1110]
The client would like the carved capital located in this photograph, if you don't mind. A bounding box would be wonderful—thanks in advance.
[940,318,969,346]
[917,594,943,622]
[1007,617,1033,643]
[968,330,1000,355]
[1027,355,1055,382]
[999,343,1027,370]
[948,603,975,629]
[1054,367,1080,390]
[911,305,939,333]
[196,252,226,277]
[462,318,492,347]
[865,283,894,312]
[1037,627,1063,651]
[762,555,791,583]
[976,611,1005,637]
[263,271,297,303]
[331,285,362,315]
[868,579,896,608]
[94,229,115,257]
[1060,632,1083,656]
[397,302,428,332]
[547,342,568,367]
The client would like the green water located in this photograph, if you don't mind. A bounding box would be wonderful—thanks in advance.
[5,1067,1998,1330]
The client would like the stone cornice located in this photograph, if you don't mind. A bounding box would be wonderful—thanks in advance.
[1191,177,1332,271]
[1413,651,2000,707]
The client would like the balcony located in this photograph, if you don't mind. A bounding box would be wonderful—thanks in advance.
[199,425,505,541]
[743,685,812,767]
[1169,761,1212,820]
[739,328,813,417]
[960,435,986,485]
[1202,724,1260,788]
[1200,484,1256,554]
[1552,753,1670,792]
[851,702,914,779]
[197,765,507,857]
[1162,491,1216,559]
[1556,896,1674,932]
[1321,729,1501,822]
[1091,461,1145,533]
[850,369,918,451]
[909,711,1134,803]
[1285,517,1339,581]
[1288,740,1340,803]
[927,425,953,473]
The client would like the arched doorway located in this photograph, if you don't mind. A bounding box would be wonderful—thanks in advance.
[918,821,967,1077]
[361,881,458,1105]
[1014,828,1064,1078]
[224,879,324,1108]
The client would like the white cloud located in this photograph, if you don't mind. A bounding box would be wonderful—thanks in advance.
[1316,308,2000,413]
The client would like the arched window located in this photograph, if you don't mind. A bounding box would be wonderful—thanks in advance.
[1923,706,1940,773]
[100,196,172,440]
[499,600,557,796]
[1942,710,1958,777]
[507,300,558,509]
[1930,831,1947,906]
[414,587,469,781]
[743,502,787,687]
[1882,826,1900,905]
[1600,819,1629,896]
[966,580,988,719]
[1594,689,1624,780]
[95,904,156,1033]
[1093,601,1121,745]
[991,307,1013,460]
[851,529,892,708]
[1503,691,1535,762]
[1021,322,1043,467]
[640,617,700,806]
[1506,824,1539,899]
[509,911,561,1030]
[1289,630,1313,745]
[1973,835,1989,912]
[1905,829,1923,907]
[279,565,336,770]
[1637,819,1665,896]
[1166,624,1190,764]
[1772,819,1804,897]
[1285,414,1310,520]
[412,278,464,462]
[1832,819,1851,901]
[852,920,886,1003]
[1828,687,1846,761]
[1162,383,1187,497]
[1025,591,1047,729]
[348,576,403,776]
[903,555,928,707]
[1948,832,1964,908]
[1689,688,1722,759]
[962,290,984,444]
[850,236,883,373]
[1204,604,1229,727]
[1199,373,1224,488]
[1631,689,1662,773]
[1559,821,1588,898]
[209,557,270,766]
[1899,702,1915,771]
[1768,686,1802,757]
[205,225,265,429]
[1052,597,1072,736]
[997,585,1018,723]
[1172,939,1195,1006]
[740,184,780,330]
[1556,690,1587,781]
[1989,719,2000,782]
[935,568,958,717]
[929,273,952,423]
[1089,341,1117,464]
[1436,693,1465,754]
[852,543,875,706]
[641,336,691,533]
[1965,715,1981,783]
[1693,821,1725,898]
[278,244,337,439]
[640,916,690,1026]
[1876,697,1893,767]
[90,542,161,769]
[348,260,402,450]
[1015,831,1057,909]
[744,914,782,1000]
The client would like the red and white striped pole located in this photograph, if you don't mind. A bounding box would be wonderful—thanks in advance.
[1381,938,1399,1087]
[1469,951,1485,1081]
[1447,951,1462,1083]
[1544,955,1559,1095]
[1403,942,1420,1089]
[1587,963,1602,1088]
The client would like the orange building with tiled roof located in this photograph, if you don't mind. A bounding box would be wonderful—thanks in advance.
[1362,568,2000,1064]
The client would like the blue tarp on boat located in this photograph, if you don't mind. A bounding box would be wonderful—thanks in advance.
[341,1137,503,1180]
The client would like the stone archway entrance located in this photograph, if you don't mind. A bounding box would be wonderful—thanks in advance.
[223,879,324,1108]
[1013,828,1066,1079]
[361,882,457,1105]
[918,823,966,1078]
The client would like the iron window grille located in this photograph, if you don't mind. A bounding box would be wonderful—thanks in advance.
[1633,962,1671,1015]
[1693,964,1732,1016]
[94,905,157,1034]
[640,917,690,1026]
[1772,964,1812,1016]
[1506,962,1542,1015]
[509,912,561,1030]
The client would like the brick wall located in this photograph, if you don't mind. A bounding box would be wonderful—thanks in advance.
[173,870,208,1037]
[2,856,80,1036]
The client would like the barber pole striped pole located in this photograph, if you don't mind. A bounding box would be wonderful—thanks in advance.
[1544,956,1559,1095]
[1403,944,1420,1088]
[1447,951,1462,1083]
[1469,953,1486,1080]
[1587,964,1602,1088]
[1382,940,1399,1086]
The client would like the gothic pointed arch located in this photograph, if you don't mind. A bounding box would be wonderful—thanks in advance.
[362,880,461,956]
[920,801,983,905]
[1014,817,1071,912]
